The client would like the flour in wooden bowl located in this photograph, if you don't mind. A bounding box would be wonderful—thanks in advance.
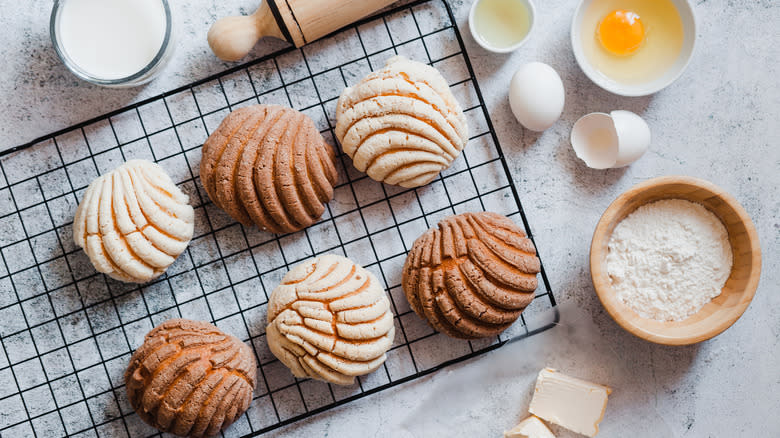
[606,199,733,321]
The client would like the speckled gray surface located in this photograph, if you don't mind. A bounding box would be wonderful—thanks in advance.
[0,0,778,437]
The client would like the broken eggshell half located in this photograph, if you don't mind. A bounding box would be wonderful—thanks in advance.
[570,110,650,169]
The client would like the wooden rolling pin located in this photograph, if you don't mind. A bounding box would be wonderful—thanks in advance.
[208,0,399,61]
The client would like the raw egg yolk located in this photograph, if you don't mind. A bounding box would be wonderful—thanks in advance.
[598,10,644,56]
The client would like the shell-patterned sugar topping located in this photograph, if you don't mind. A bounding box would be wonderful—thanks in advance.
[73,159,194,283]
[335,55,469,188]
[200,104,338,234]
[125,319,257,438]
[402,212,541,339]
[266,254,396,385]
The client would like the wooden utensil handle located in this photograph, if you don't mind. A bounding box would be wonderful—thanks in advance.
[272,0,399,47]
[208,0,398,61]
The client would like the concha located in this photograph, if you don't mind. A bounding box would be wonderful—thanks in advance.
[125,319,257,438]
[200,104,338,234]
[266,254,395,385]
[402,212,541,339]
[335,55,469,188]
[73,159,194,283]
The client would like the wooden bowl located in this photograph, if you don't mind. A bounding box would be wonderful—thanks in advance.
[590,176,761,345]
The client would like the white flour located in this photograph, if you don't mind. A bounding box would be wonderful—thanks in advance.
[606,199,733,321]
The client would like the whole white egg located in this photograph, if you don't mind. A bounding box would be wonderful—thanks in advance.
[509,62,565,132]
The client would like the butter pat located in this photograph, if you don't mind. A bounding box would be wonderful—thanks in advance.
[529,368,611,437]
[505,415,556,438]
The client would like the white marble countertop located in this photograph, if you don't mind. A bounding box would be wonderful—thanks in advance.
[0,0,778,437]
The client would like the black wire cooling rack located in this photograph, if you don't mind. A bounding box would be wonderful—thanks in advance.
[0,1,557,436]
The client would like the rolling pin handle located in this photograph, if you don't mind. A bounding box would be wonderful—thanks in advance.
[207,1,287,62]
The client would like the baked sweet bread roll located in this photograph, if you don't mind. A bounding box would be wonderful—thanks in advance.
[125,319,257,438]
[200,104,338,234]
[73,159,194,283]
[267,254,395,385]
[335,55,469,188]
[402,212,540,339]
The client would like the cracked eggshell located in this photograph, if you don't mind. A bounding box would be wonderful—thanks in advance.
[509,62,565,132]
[611,110,651,167]
[570,111,650,169]
[570,112,619,169]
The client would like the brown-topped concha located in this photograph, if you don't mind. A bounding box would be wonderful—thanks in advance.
[200,104,338,234]
[73,159,194,283]
[125,319,257,437]
[335,55,469,188]
[266,254,395,385]
[402,212,541,339]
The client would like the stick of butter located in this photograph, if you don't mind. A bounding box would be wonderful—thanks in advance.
[528,368,611,437]
[504,415,556,438]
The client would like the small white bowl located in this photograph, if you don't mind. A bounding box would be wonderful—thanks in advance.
[469,0,536,54]
[570,0,696,96]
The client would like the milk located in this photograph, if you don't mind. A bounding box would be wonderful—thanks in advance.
[58,0,168,80]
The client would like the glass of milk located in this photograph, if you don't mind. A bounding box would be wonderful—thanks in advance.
[50,0,175,87]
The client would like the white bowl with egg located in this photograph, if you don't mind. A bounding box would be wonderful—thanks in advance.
[469,0,536,53]
[571,0,696,96]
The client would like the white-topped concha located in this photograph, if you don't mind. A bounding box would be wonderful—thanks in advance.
[335,55,469,188]
[266,254,396,385]
[73,160,194,283]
